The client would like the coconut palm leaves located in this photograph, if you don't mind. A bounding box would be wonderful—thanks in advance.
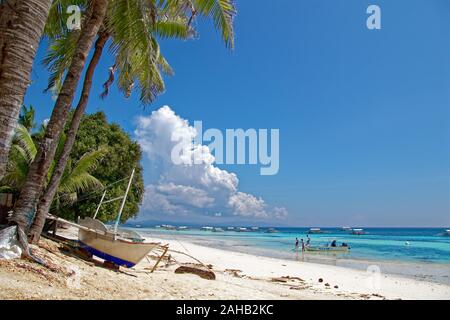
[1,124,106,208]
[160,0,236,48]
[44,0,236,104]
[18,105,37,132]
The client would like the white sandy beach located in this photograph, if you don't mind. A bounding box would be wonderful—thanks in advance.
[0,227,448,300]
[143,236,450,300]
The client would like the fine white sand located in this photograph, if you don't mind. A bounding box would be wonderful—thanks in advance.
[144,236,450,300]
[0,228,448,300]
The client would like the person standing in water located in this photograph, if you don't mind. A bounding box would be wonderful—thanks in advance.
[306,235,311,246]
[301,239,305,252]
[295,238,299,249]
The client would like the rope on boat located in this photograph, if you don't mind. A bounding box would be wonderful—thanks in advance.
[50,175,132,209]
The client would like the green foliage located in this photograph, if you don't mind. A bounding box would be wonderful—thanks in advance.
[61,112,144,223]
[18,105,36,132]
[43,0,236,104]
[1,121,106,215]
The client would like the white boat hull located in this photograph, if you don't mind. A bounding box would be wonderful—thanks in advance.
[78,218,158,268]
[292,246,349,253]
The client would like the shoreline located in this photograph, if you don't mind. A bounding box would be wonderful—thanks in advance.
[138,229,450,285]
[0,230,448,300]
[143,235,450,300]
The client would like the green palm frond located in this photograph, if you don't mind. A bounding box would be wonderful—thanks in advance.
[154,19,193,40]
[162,0,236,48]
[13,124,37,163]
[1,144,30,190]
[58,146,107,195]
[43,30,80,93]
[44,0,89,39]
[193,0,236,48]
[18,105,36,132]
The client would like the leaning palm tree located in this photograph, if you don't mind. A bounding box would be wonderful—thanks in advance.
[28,1,191,243]
[10,0,109,231]
[0,0,53,179]
[26,0,236,242]
[1,124,105,210]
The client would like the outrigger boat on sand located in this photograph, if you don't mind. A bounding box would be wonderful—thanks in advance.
[77,169,159,268]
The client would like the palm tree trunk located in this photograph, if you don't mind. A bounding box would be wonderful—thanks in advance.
[29,31,109,243]
[10,0,108,231]
[0,0,52,179]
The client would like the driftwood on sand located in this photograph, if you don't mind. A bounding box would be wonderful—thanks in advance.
[175,265,216,280]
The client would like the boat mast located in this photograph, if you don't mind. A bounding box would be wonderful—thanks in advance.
[114,168,135,233]
[93,190,107,219]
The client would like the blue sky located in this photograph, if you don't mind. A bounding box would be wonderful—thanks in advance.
[26,0,450,227]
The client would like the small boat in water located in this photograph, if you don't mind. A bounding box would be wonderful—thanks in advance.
[445,230,450,236]
[201,226,214,231]
[78,169,159,268]
[340,226,352,232]
[226,227,235,231]
[237,227,248,232]
[177,226,188,231]
[351,228,365,235]
[307,228,323,234]
[250,227,259,231]
[265,228,278,233]
[213,227,224,232]
[304,245,349,253]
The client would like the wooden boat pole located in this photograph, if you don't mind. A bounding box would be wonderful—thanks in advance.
[93,190,107,219]
[114,168,135,234]
[150,246,169,273]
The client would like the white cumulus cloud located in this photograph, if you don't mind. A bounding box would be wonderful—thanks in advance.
[135,106,287,221]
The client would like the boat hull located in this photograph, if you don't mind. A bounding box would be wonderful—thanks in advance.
[306,246,349,253]
[78,227,158,268]
[292,246,349,253]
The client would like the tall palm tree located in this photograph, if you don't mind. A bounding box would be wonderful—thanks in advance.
[1,124,105,207]
[28,1,192,242]
[10,0,109,231]
[15,0,236,238]
[31,0,237,242]
[0,0,53,179]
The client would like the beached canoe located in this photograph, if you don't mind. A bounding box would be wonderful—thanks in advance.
[77,169,159,268]
[78,217,159,268]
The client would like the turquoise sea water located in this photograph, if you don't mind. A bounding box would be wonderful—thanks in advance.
[136,227,450,284]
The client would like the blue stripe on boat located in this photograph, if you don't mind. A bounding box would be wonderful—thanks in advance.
[78,241,135,268]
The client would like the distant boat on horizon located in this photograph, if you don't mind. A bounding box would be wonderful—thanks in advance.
[351,228,365,235]
[307,228,323,234]
[265,228,278,233]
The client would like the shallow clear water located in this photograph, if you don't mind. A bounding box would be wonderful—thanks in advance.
[134,227,450,284]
